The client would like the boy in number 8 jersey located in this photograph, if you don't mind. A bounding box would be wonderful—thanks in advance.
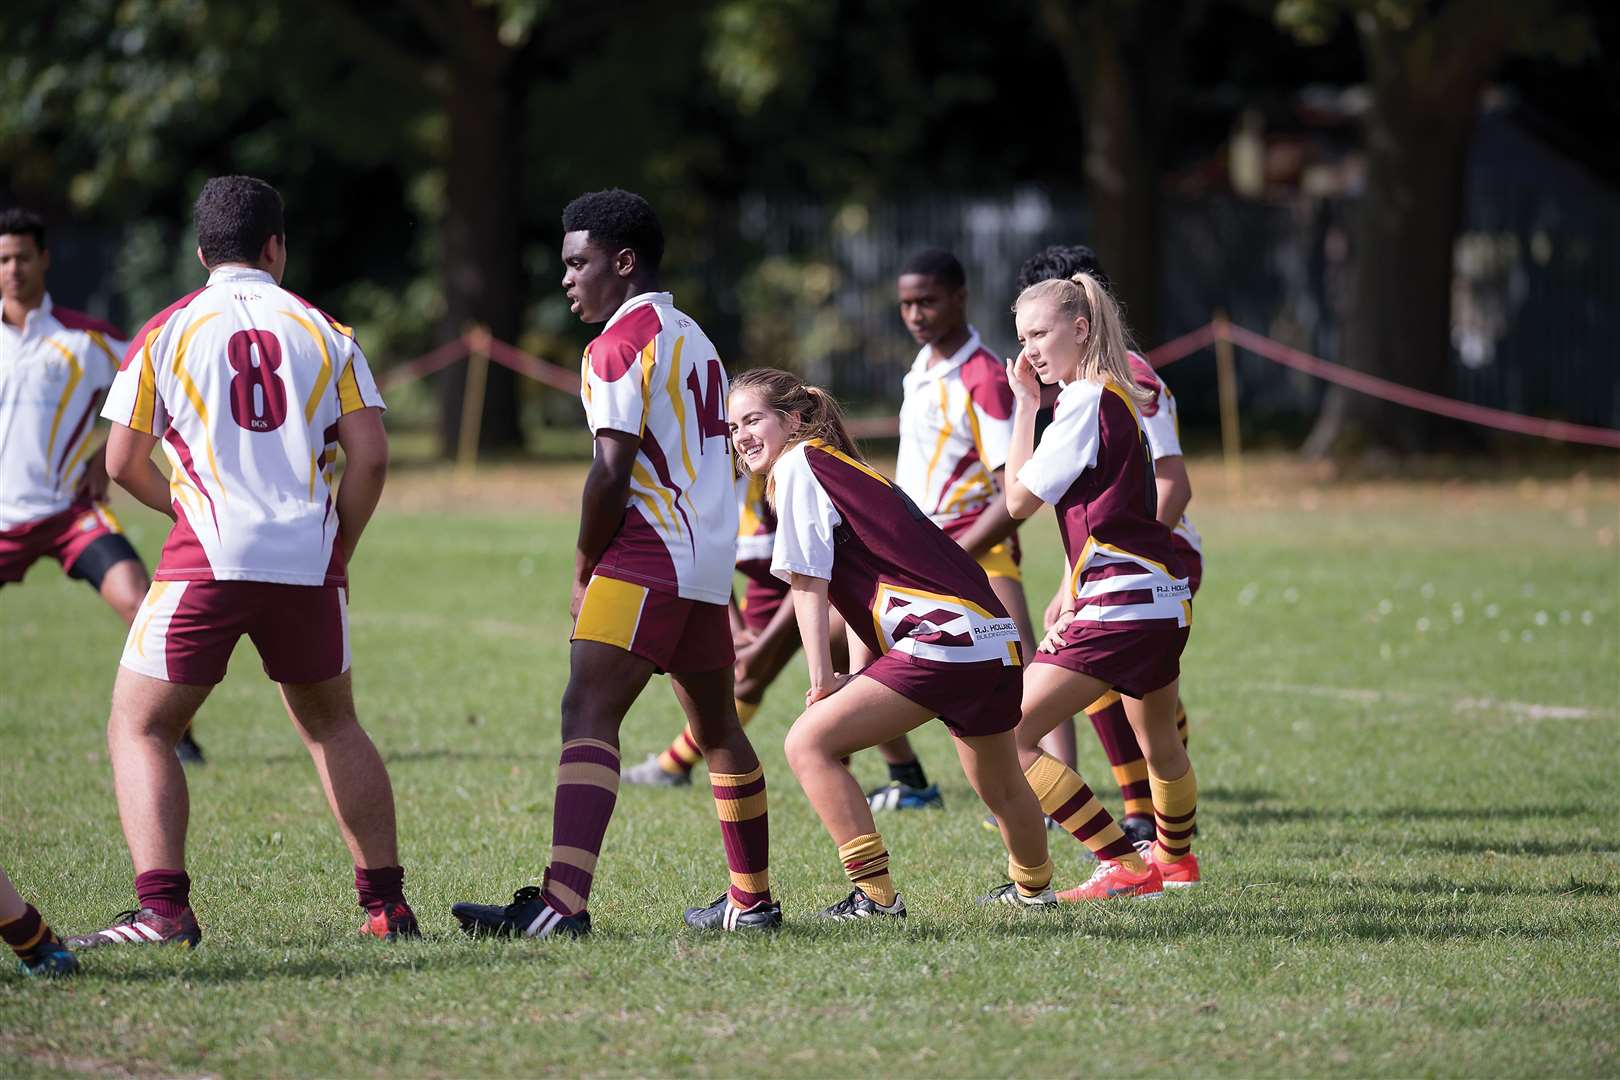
[70,176,417,950]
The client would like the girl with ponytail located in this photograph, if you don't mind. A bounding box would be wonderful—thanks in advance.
[729,368,1059,918]
[1000,273,1202,900]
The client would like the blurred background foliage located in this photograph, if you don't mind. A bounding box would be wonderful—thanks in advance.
[0,0,1611,456]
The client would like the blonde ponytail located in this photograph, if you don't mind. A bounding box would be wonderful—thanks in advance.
[1012,272,1152,407]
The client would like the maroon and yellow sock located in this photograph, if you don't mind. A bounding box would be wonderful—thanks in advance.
[541,738,621,915]
[838,832,897,906]
[1023,752,1146,870]
[656,700,760,777]
[1085,692,1155,820]
[1176,700,1190,748]
[711,764,771,909]
[1148,763,1198,863]
[0,904,59,965]
[1008,854,1055,898]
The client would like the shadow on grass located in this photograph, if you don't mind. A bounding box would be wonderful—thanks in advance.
[1325,876,1620,898]
[1219,803,1590,827]
[249,748,556,767]
[1404,837,1619,857]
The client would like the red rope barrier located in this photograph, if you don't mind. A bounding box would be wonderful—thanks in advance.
[377,321,1620,450]
[1219,323,1620,449]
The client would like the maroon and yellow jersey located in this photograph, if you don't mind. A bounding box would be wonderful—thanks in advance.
[769,439,1021,666]
[734,470,777,586]
[1016,379,1190,627]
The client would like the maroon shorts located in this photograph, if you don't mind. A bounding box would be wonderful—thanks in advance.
[1172,535,1203,596]
[738,576,789,635]
[858,651,1023,738]
[1031,622,1189,699]
[120,580,350,685]
[572,573,734,673]
[0,501,127,583]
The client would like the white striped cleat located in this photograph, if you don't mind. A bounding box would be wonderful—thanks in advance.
[451,886,591,939]
[66,908,201,950]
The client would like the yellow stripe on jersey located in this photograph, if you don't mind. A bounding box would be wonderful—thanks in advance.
[939,391,995,515]
[41,338,82,462]
[665,335,698,487]
[281,310,333,424]
[737,473,767,540]
[336,359,366,413]
[803,438,892,488]
[131,328,161,434]
[922,379,953,499]
[170,313,230,505]
[636,340,657,437]
[59,424,99,489]
[630,461,680,536]
[875,580,999,621]
[86,330,119,368]
[1103,378,1143,422]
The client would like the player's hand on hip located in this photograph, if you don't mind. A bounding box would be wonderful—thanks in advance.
[1038,611,1076,653]
[805,673,853,707]
[1043,586,1066,632]
[569,576,590,620]
[76,454,111,503]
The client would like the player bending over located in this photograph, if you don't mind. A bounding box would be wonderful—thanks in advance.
[69,176,417,949]
[0,208,203,763]
[1019,245,1203,848]
[732,368,1056,919]
[1003,273,1199,901]
[1,865,77,977]
[452,189,777,937]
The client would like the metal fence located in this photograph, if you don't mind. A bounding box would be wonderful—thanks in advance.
[734,121,1620,434]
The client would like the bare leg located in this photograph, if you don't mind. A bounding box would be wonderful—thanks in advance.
[953,732,1049,871]
[280,671,400,868]
[671,666,757,776]
[784,678,934,844]
[98,558,149,625]
[1121,680,1188,781]
[0,866,25,922]
[1014,664,1110,772]
[107,668,212,874]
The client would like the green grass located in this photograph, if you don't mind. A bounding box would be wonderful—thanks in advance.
[2,459,1617,1077]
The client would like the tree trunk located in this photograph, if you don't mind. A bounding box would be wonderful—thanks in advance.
[1040,0,1163,344]
[437,0,524,456]
[1304,7,1515,458]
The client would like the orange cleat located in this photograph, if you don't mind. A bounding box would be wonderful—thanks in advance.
[1056,859,1164,902]
[1153,851,1201,889]
[359,901,421,941]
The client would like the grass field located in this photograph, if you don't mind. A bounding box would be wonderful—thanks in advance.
[2,455,1617,1077]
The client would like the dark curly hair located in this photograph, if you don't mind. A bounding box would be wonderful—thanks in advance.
[561,188,664,273]
[194,176,284,268]
[899,247,965,289]
[1016,244,1109,291]
[0,206,47,251]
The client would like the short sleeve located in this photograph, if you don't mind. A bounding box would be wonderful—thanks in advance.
[1016,384,1101,505]
[103,332,169,436]
[582,337,649,437]
[960,355,1015,471]
[770,448,840,582]
[1129,359,1181,460]
[336,339,387,415]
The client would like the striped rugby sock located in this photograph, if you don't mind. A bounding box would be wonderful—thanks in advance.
[1085,692,1156,820]
[838,832,897,906]
[1008,854,1055,897]
[541,738,621,916]
[0,905,58,964]
[711,765,771,909]
[655,700,760,778]
[1149,763,1198,863]
[1023,752,1146,870]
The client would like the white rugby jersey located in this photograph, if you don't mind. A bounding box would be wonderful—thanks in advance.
[734,471,775,573]
[0,295,128,530]
[101,266,384,586]
[894,328,1016,530]
[580,292,737,604]
[1128,352,1202,555]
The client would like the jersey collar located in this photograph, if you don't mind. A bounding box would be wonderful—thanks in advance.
[604,291,672,331]
[205,265,277,286]
[907,325,983,383]
[3,293,55,339]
